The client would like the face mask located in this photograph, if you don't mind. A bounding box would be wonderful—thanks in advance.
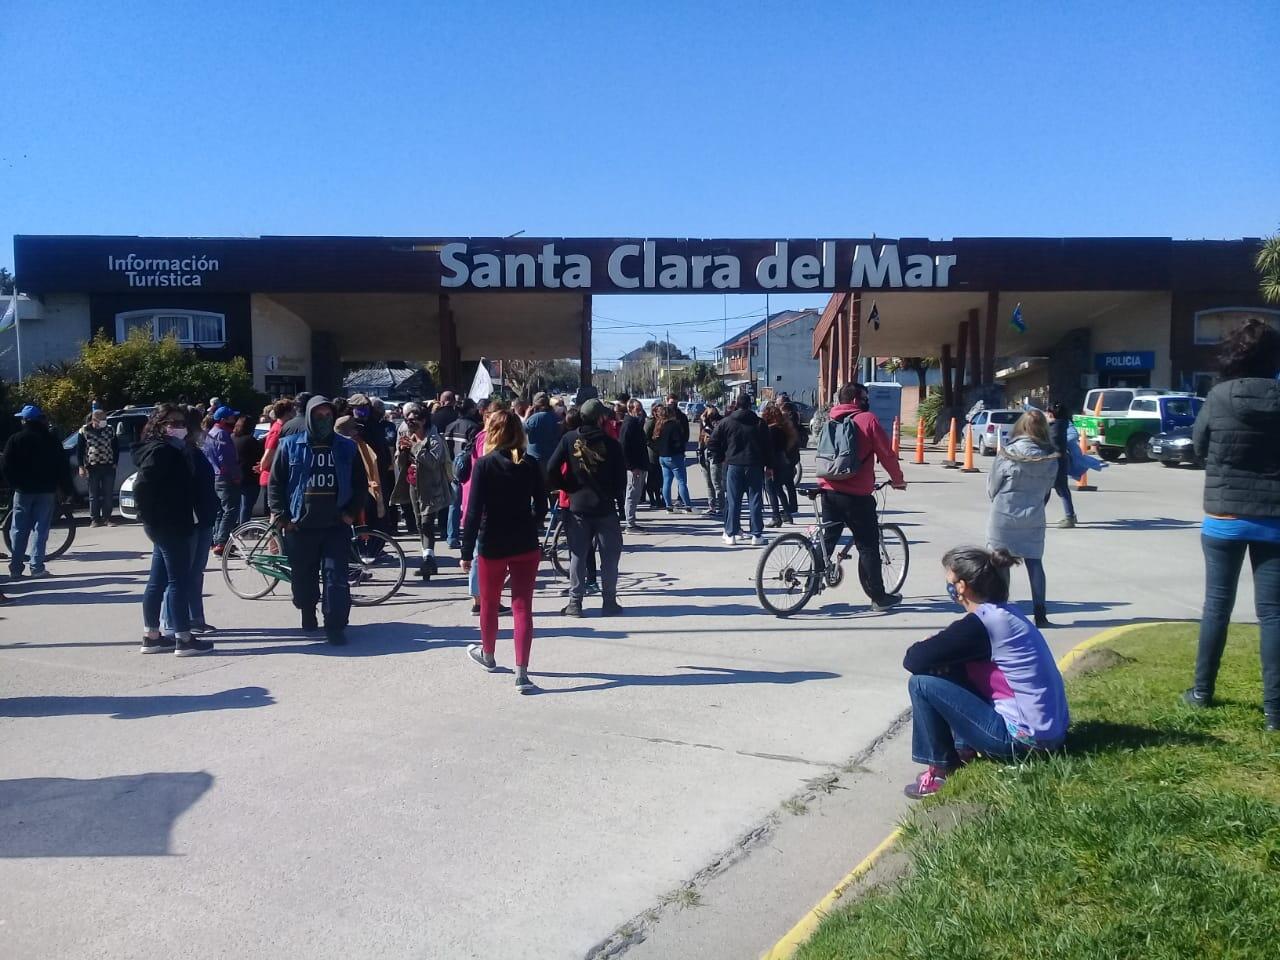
[354,407,371,419]
[166,426,188,441]
[311,416,334,439]
[946,581,961,606]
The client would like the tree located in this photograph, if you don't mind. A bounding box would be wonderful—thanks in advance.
[498,358,582,400]
[0,268,14,295]
[661,361,725,403]
[17,330,264,433]
[883,356,939,403]
[1259,231,1280,304]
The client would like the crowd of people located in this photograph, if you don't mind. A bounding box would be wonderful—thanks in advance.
[2,317,1276,785]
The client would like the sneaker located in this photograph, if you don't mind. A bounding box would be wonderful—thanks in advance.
[561,599,584,618]
[1265,715,1279,733]
[211,544,225,557]
[750,535,766,547]
[626,522,642,532]
[1057,516,1077,529]
[721,533,737,546]
[471,603,511,616]
[767,518,783,528]
[467,644,498,672]
[188,622,217,636]
[872,593,903,612]
[139,634,176,655]
[301,609,320,633]
[417,556,438,579]
[1180,688,1213,710]
[903,766,949,799]
[600,600,623,617]
[515,670,537,694]
[325,629,348,647]
[175,638,214,657]
[448,540,462,550]
[584,580,601,596]
[26,568,50,580]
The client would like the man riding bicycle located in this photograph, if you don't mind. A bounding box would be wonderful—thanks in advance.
[817,383,908,611]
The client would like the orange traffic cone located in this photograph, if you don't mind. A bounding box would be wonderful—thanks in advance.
[942,417,959,469]
[914,417,926,465]
[1076,424,1097,492]
[960,421,979,473]
[892,416,901,457]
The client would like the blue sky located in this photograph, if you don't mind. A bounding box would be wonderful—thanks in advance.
[4,0,1277,361]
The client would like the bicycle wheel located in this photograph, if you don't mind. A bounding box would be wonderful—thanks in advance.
[348,528,406,605]
[3,503,78,560]
[222,520,283,600]
[879,524,910,595]
[755,533,819,617]
[551,523,569,577]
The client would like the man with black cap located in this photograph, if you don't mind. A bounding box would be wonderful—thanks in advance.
[269,396,367,645]
[708,393,773,546]
[2,404,73,579]
[204,404,241,555]
[546,398,627,616]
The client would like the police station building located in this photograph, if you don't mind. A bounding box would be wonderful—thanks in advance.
[9,234,1273,405]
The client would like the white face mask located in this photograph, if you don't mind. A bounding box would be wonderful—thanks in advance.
[166,426,189,441]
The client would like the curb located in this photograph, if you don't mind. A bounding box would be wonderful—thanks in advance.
[760,619,1167,960]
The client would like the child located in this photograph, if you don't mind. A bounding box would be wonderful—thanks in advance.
[901,546,1070,799]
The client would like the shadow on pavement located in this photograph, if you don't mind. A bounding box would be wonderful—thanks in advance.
[529,664,840,694]
[0,772,213,857]
[1067,719,1222,752]
[1077,517,1199,531]
[212,623,466,657]
[0,686,274,719]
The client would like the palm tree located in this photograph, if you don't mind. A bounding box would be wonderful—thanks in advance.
[1258,232,1280,304]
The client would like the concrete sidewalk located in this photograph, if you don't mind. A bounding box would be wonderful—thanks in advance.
[0,452,1229,959]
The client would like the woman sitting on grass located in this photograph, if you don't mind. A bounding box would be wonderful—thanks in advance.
[901,545,1070,799]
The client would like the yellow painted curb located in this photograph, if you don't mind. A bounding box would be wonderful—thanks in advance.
[761,619,1173,960]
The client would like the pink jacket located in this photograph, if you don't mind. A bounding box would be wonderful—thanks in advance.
[459,429,485,516]
[816,404,903,496]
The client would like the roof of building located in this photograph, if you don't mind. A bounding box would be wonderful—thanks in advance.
[342,362,423,393]
[718,308,820,350]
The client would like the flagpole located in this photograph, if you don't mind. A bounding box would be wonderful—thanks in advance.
[763,293,770,397]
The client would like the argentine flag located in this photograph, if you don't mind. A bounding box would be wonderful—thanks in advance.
[1010,302,1026,334]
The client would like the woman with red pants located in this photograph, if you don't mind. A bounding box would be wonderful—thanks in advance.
[460,409,546,694]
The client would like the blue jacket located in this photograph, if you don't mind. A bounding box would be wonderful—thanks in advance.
[203,424,239,481]
[524,409,562,464]
[1064,426,1106,481]
[269,431,361,522]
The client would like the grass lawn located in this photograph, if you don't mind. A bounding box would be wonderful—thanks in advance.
[795,624,1280,960]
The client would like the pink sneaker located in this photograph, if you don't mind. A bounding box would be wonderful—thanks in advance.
[904,766,949,799]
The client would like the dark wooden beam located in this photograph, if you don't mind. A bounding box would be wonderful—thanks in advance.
[954,319,969,399]
[849,294,862,384]
[941,343,954,408]
[968,307,982,387]
[579,294,593,388]
[983,290,999,385]
[438,293,457,390]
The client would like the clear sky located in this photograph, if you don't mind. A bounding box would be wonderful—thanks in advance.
[4,0,1277,362]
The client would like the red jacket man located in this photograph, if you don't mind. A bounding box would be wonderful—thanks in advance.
[817,384,907,609]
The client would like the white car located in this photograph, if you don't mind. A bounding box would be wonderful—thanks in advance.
[117,471,139,521]
[970,409,1023,455]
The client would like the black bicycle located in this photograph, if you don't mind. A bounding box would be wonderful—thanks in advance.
[754,482,909,617]
[0,494,78,561]
[540,509,570,577]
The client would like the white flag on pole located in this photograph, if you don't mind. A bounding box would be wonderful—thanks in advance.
[0,293,16,333]
[468,358,494,402]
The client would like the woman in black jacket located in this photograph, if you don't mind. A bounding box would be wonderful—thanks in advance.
[1184,319,1280,730]
[133,404,209,656]
[762,402,798,526]
[160,406,221,637]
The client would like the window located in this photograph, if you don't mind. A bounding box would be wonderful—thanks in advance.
[1084,389,1137,412]
[1131,400,1158,413]
[990,412,1020,424]
[115,310,226,347]
[1193,308,1280,345]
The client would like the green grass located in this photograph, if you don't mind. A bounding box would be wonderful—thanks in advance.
[796,624,1280,960]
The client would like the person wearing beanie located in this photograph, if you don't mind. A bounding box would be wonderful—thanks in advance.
[546,397,627,616]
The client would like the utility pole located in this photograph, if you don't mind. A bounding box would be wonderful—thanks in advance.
[763,294,771,398]
[665,328,671,393]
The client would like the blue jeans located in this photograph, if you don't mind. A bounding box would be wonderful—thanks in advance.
[447,483,463,544]
[659,456,692,509]
[238,485,260,526]
[1194,535,1280,715]
[143,531,195,636]
[8,491,56,575]
[161,525,213,633]
[908,674,1024,767]
[213,478,239,546]
[723,464,764,538]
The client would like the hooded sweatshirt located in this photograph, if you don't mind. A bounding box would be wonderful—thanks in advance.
[986,435,1059,560]
[545,423,626,516]
[269,396,365,528]
[707,406,772,468]
[132,435,196,540]
[1194,378,1280,519]
[815,403,903,496]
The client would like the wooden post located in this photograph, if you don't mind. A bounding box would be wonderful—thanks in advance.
[968,307,981,388]
[983,291,999,385]
[849,294,862,383]
[438,293,457,390]
[955,320,969,400]
[941,343,954,408]
[817,340,828,408]
[579,293,593,389]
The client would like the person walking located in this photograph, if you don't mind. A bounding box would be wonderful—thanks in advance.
[391,404,453,579]
[460,409,544,694]
[443,399,483,548]
[232,415,263,525]
[161,405,220,638]
[547,398,626,617]
[203,405,241,556]
[133,404,210,656]
[708,394,772,546]
[762,402,799,526]
[349,394,397,547]
[268,396,367,645]
[620,398,649,531]
[901,545,1069,798]
[698,404,725,517]
[1182,318,1280,730]
[987,408,1059,628]
[1048,403,1078,528]
[77,408,119,526]
[815,383,907,609]
[643,403,665,508]
[654,403,693,512]
[3,404,73,579]
[779,400,806,515]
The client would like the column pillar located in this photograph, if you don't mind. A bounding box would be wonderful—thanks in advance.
[579,294,593,389]
[982,290,999,385]
[833,298,847,387]
[941,343,954,407]
[848,294,862,384]
[968,308,981,388]
[438,294,458,390]
[954,319,969,401]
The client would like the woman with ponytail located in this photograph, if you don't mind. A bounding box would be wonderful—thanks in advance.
[460,409,545,694]
[899,545,1069,799]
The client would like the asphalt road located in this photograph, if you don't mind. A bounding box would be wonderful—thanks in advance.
[0,451,1240,959]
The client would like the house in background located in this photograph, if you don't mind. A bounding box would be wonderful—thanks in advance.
[341,362,435,402]
[716,308,821,405]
